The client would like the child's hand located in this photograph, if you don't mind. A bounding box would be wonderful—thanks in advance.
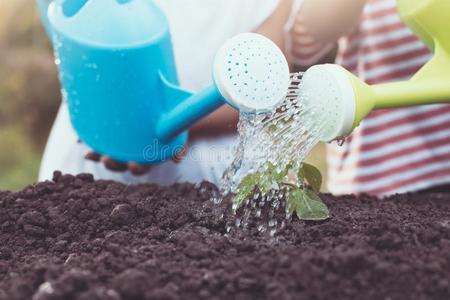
[84,147,188,176]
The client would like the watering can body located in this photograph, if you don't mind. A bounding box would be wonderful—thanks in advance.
[40,0,223,164]
[350,0,450,124]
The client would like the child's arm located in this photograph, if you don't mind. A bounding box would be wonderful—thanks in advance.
[289,0,367,66]
[299,0,367,44]
[257,0,294,51]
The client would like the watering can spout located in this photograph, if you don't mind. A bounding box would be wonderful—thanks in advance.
[157,33,290,142]
[156,80,224,142]
[350,56,450,121]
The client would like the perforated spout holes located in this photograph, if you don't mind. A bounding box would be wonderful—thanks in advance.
[213,33,290,113]
[300,64,356,142]
[300,70,343,133]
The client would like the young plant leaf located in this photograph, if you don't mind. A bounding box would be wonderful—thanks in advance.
[288,189,330,221]
[280,161,294,180]
[235,161,330,222]
[255,162,286,194]
[286,189,301,215]
[235,164,280,208]
[235,173,258,208]
[299,163,322,192]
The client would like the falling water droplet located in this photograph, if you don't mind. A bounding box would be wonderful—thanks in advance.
[220,72,327,235]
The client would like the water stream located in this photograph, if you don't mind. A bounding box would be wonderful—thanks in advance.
[219,72,327,235]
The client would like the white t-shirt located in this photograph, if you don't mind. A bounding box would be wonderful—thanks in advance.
[38,0,280,185]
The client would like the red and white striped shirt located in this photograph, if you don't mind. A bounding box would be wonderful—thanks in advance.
[326,0,450,196]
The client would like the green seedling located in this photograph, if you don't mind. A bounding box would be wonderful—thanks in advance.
[235,162,330,221]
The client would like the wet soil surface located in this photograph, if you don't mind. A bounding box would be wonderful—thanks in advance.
[0,172,449,300]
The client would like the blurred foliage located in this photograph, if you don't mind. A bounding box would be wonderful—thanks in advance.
[0,0,60,190]
[0,127,40,191]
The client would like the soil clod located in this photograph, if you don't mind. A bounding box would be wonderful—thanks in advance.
[110,204,135,225]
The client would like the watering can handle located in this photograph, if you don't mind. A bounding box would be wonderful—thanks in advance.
[36,0,53,40]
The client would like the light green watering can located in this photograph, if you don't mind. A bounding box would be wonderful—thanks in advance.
[301,0,450,142]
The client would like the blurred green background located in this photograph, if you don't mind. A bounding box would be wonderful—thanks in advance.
[0,0,60,190]
[0,1,326,191]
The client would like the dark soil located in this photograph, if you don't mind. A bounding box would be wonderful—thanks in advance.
[0,172,449,300]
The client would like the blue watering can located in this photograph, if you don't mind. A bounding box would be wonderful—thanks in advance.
[37,0,290,164]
